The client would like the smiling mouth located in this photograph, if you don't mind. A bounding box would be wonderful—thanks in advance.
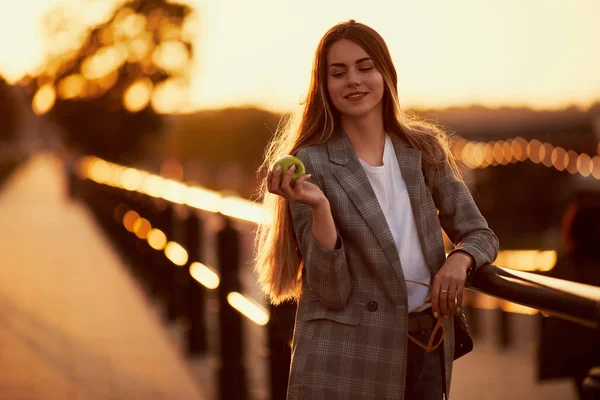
[345,92,368,100]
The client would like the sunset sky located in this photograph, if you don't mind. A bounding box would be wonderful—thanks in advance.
[1,0,599,113]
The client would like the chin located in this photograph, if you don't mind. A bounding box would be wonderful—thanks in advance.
[339,104,378,119]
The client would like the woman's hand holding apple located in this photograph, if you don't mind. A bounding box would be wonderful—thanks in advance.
[268,156,327,208]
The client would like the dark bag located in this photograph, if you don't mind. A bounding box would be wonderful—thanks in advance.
[453,309,473,360]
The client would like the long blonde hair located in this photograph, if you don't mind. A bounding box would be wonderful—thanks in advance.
[253,20,461,305]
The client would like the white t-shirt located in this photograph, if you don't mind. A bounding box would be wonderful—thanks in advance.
[358,134,431,312]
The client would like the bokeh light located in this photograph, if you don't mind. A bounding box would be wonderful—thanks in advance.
[32,83,56,115]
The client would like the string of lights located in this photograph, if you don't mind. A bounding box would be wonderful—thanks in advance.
[452,136,600,180]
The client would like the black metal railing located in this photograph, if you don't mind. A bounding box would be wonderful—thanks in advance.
[469,264,600,329]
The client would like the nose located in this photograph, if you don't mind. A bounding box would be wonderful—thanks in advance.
[347,69,360,86]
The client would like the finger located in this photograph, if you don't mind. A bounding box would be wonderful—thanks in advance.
[431,276,441,318]
[448,284,458,318]
[280,165,296,195]
[294,173,312,186]
[439,287,450,318]
[456,281,465,312]
[272,165,283,192]
[270,168,284,195]
[424,295,431,304]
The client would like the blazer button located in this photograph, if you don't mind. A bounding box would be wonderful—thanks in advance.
[367,301,378,312]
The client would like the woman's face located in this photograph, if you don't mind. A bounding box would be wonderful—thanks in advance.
[326,39,385,119]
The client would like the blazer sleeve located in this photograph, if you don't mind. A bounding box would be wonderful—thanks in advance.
[430,160,499,271]
[288,148,351,310]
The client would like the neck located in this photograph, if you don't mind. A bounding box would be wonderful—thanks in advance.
[340,107,386,165]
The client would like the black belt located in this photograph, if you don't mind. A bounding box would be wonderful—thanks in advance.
[407,307,435,333]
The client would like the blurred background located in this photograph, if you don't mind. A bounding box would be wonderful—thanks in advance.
[1,0,599,399]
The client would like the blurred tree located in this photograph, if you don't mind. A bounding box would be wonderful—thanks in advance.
[25,0,197,162]
[0,75,18,142]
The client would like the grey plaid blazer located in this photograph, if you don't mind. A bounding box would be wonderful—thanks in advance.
[287,129,499,399]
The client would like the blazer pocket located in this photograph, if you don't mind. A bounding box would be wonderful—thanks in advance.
[302,299,365,326]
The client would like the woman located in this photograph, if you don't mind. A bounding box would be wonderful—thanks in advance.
[254,20,498,399]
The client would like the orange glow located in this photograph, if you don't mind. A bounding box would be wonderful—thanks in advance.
[128,33,153,62]
[527,139,542,164]
[512,137,528,161]
[472,143,485,168]
[185,187,222,213]
[96,69,119,92]
[58,74,86,99]
[577,153,592,177]
[158,23,181,41]
[501,141,513,164]
[190,262,220,289]
[140,175,167,198]
[227,292,270,326]
[75,156,93,178]
[151,78,188,114]
[566,150,579,174]
[152,41,189,74]
[162,180,187,204]
[592,156,600,179]
[147,228,167,250]
[540,143,554,167]
[87,159,109,183]
[493,141,504,164]
[483,143,495,165]
[115,13,146,38]
[461,142,475,168]
[123,210,140,232]
[494,250,557,272]
[123,78,153,112]
[120,168,143,191]
[32,84,56,115]
[551,147,567,171]
[81,45,126,80]
[452,138,467,160]
[164,241,188,266]
[500,301,539,315]
[133,218,151,239]
[220,196,270,225]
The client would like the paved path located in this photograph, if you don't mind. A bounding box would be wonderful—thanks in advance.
[0,154,204,399]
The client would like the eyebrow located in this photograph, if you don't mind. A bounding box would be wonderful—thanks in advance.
[328,57,372,68]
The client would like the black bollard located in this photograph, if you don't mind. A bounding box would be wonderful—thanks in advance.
[217,216,247,400]
[498,307,511,349]
[185,211,207,355]
[268,301,297,400]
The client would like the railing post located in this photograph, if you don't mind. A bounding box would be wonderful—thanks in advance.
[185,211,207,355]
[217,216,247,400]
[268,301,296,399]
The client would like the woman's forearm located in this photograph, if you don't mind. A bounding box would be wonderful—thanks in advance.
[311,199,338,250]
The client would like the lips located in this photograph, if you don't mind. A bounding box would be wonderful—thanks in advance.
[344,92,368,101]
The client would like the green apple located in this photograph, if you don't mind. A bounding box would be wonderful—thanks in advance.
[272,155,306,183]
